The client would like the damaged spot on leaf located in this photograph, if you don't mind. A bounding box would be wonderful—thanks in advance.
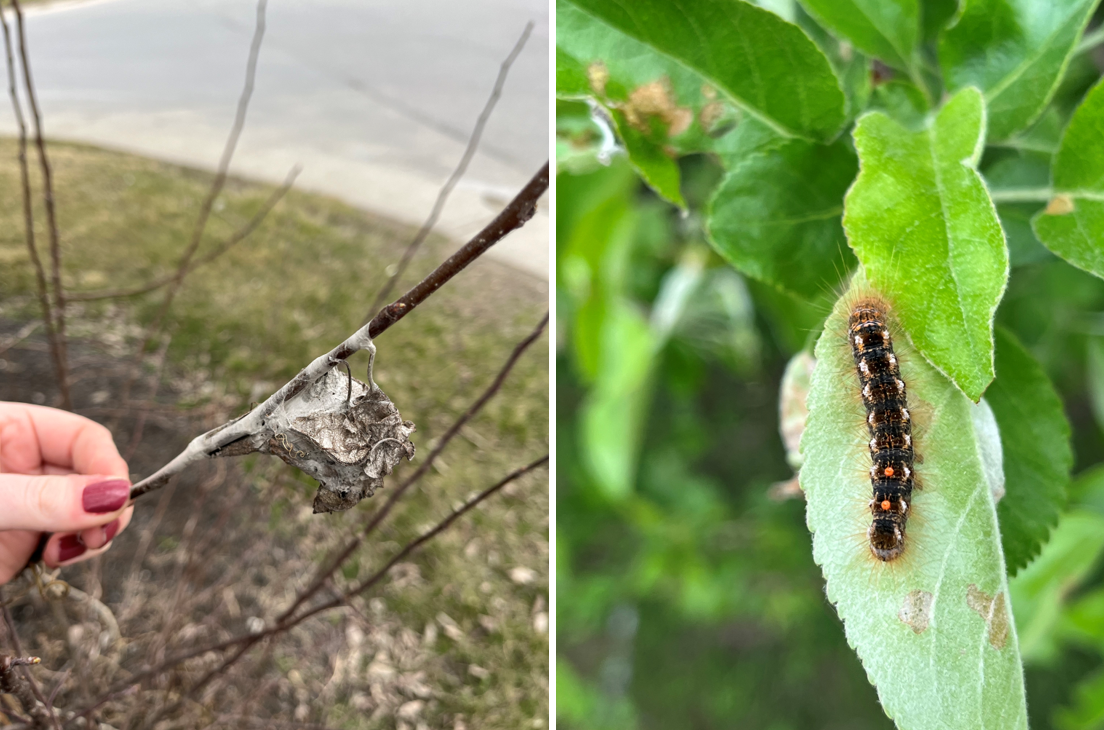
[966,584,1010,650]
[623,79,692,137]
[699,84,724,132]
[898,590,933,634]
[1045,195,1075,215]
[587,61,608,97]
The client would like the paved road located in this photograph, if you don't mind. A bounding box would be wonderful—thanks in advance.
[1,0,549,279]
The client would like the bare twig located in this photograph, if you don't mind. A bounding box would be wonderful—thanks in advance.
[367,160,547,339]
[135,0,267,357]
[11,0,70,410]
[68,166,300,302]
[124,332,173,461]
[0,2,67,409]
[97,454,548,725]
[1,597,56,729]
[0,320,39,357]
[128,161,548,499]
[365,21,534,319]
[0,655,49,728]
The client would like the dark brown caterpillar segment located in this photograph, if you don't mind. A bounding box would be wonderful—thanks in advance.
[849,299,914,562]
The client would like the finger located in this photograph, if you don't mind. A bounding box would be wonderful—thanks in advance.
[0,530,40,585]
[78,505,133,551]
[0,474,130,533]
[0,402,128,477]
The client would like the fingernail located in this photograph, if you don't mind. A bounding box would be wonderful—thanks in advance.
[103,518,120,543]
[57,534,86,563]
[82,479,130,514]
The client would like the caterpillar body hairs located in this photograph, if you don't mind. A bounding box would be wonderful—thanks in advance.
[848,298,914,562]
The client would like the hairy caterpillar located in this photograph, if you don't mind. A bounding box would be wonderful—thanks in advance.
[849,298,914,562]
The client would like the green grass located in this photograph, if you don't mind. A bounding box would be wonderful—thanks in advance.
[0,138,548,728]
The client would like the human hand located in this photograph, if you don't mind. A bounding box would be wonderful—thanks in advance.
[0,402,133,584]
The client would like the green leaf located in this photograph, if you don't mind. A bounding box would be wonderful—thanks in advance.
[982,148,1054,265]
[987,327,1071,575]
[1054,668,1104,730]
[562,0,846,141]
[939,0,1100,141]
[921,0,959,43]
[844,87,1008,401]
[1010,510,1104,663]
[556,47,592,98]
[1033,79,1104,280]
[608,109,686,209]
[802,275,1027,730]
[580,303,657,500]
[708,138,857,300]
[797,0,920,73]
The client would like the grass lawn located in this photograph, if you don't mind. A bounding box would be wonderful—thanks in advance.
[0,138,548,728]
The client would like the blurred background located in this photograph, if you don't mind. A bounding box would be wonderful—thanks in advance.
[555,36,1104,729]
[0,0,549,727]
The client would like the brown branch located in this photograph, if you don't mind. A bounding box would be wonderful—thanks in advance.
[1,597,56,729]
[365,21,534,319]
[72,305,549,722]
[367,160,548,340]
[67,166,300,302]
[0,655,48,728]
[0,1,67,409]
[118,454,549,725]
[135,0,267,357]
[128,160,548,499]
[11,0,70,410]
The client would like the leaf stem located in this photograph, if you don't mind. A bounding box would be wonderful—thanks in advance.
[988,188,1054,203]
[1076,25,1104,56]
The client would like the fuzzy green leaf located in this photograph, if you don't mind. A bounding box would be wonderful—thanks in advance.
[987,327,1071,575]
[798,0,920,73]
[802,275,1027,730]
[1033,79,1104,279]
[562,0,846,141]
[844,88,1008,401]
[939,0,1100,141]
[708,138,857,299]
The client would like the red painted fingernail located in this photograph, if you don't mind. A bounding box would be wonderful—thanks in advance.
[57,534,86,563]
[82,479,129,514]
[103,519,120,543]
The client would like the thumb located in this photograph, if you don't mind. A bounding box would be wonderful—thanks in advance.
[0,475,130,533]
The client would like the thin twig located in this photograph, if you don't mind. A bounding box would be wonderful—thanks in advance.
[68,166,300,302]
[128,161,548,499]
[11,0,70,410]
[367,161,547,339]
[0,320,39,357]
[1,595,56,728]
[135,0,267,357]
[365,21,534,319]
[123,332,173,461]
[113,454,549,724]
[0,2,65,408]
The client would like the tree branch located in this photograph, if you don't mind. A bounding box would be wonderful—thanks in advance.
[366,21,534,319]
[2,0,69,410]
[67,165,300,302]
[135,0,268,357]
[128,161,548,499]
[78,454,548,726]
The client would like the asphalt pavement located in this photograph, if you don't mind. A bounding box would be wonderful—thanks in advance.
[0,0,549,279]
